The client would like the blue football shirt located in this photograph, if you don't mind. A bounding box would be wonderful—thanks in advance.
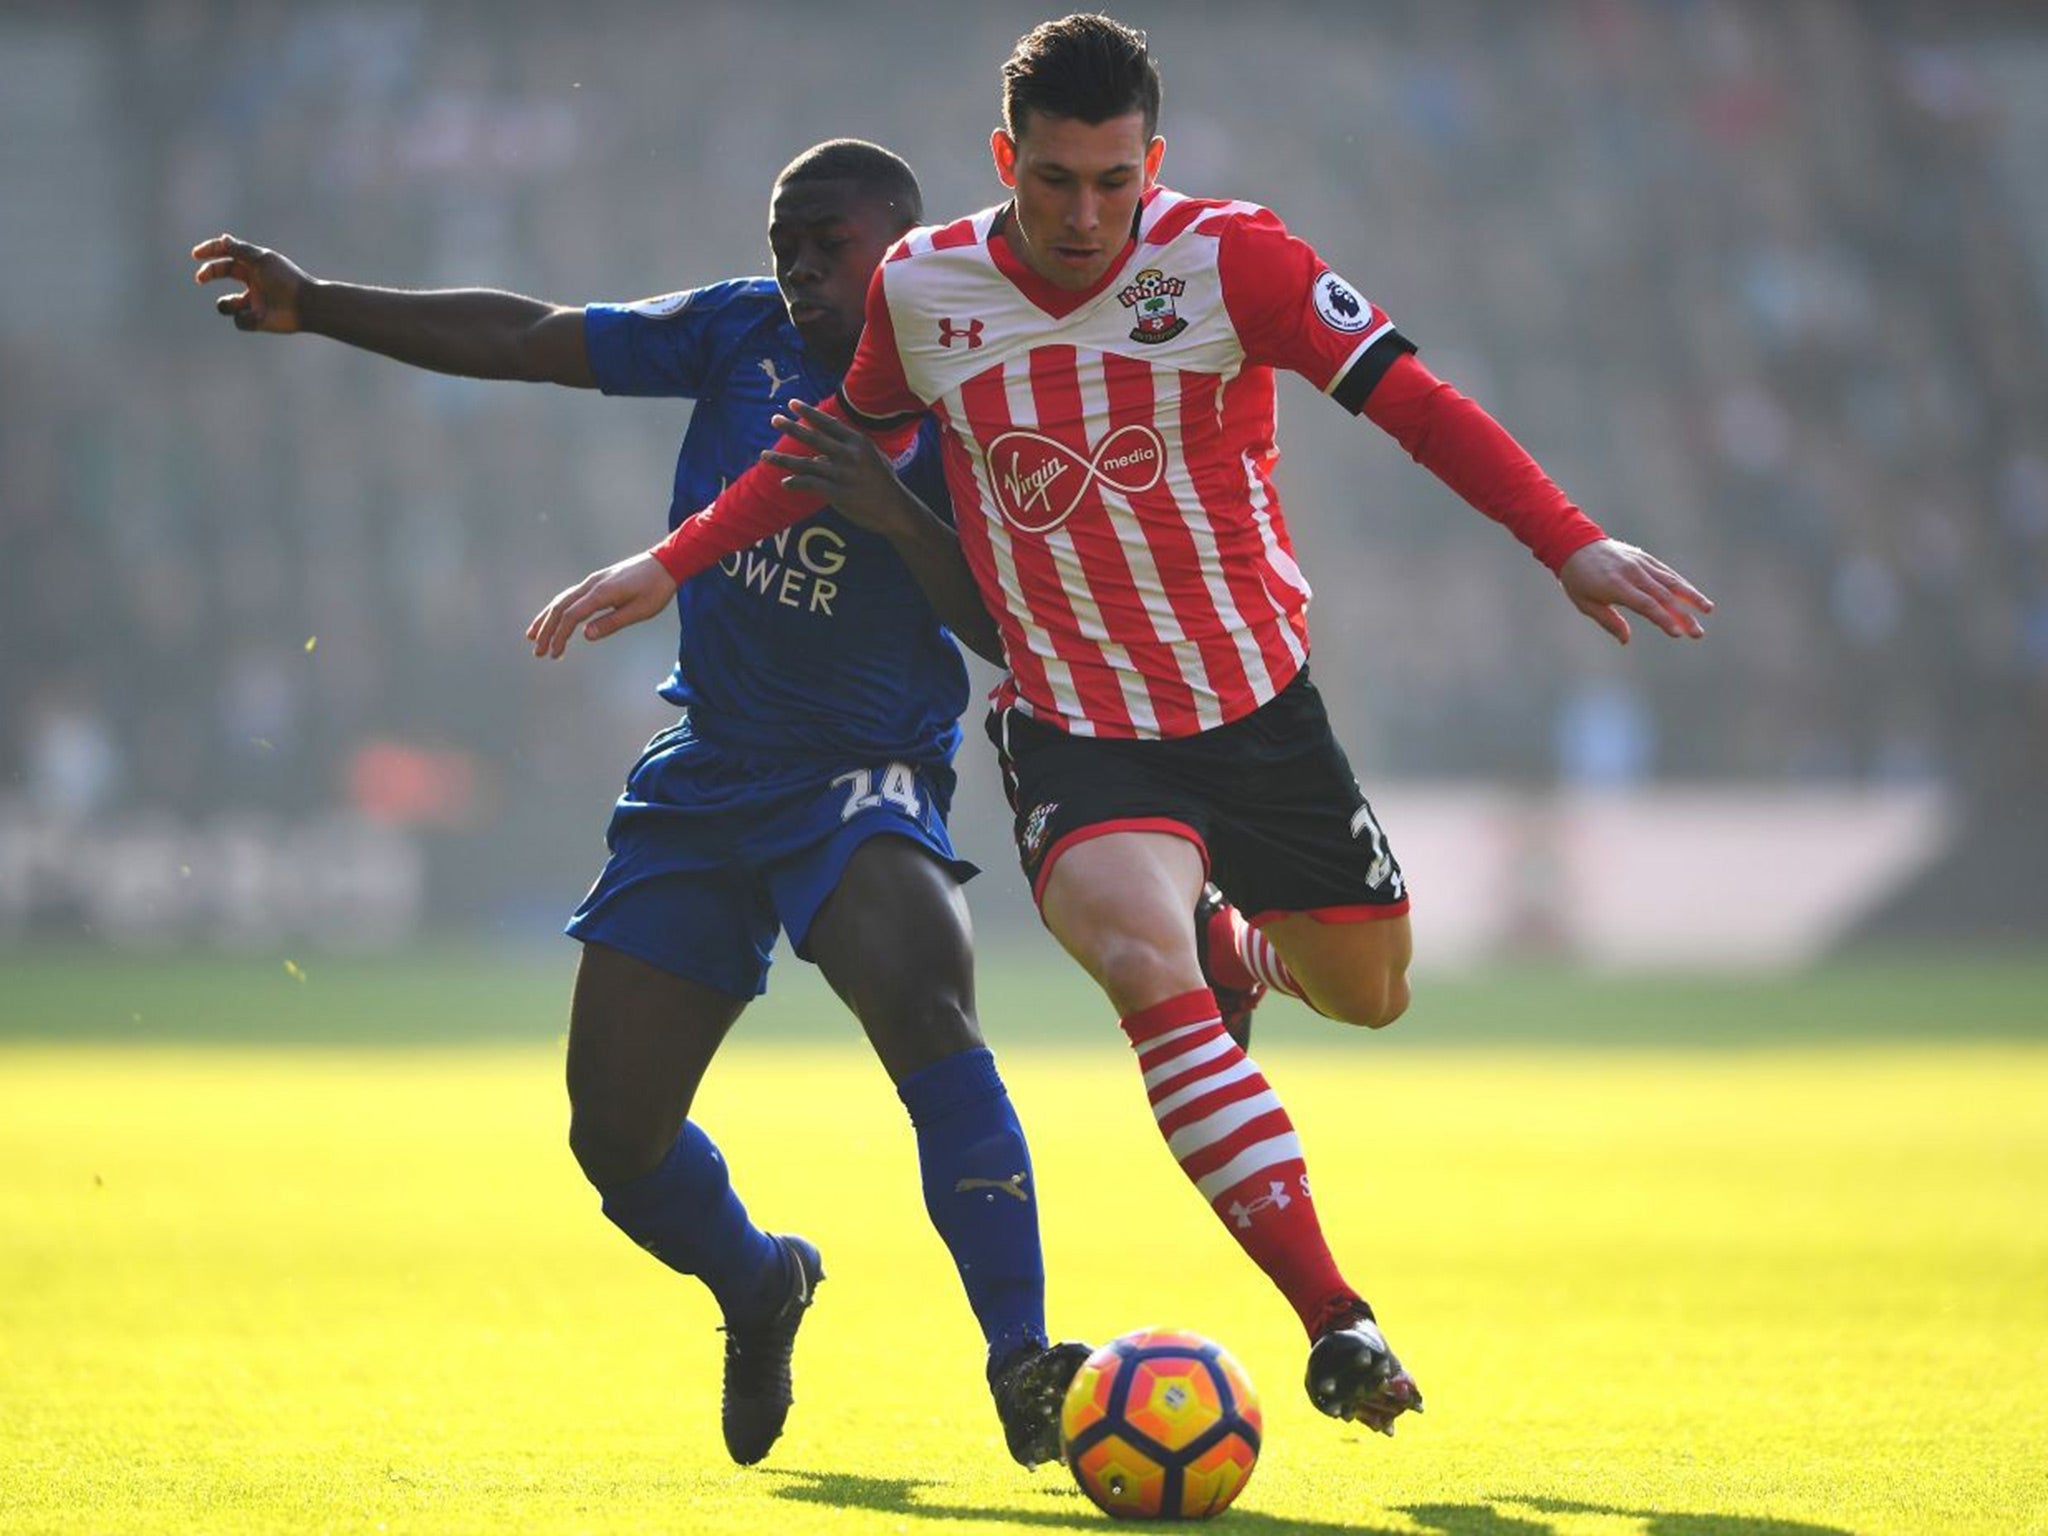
[584,278,967,761]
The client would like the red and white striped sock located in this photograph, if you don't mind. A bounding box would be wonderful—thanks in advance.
[1200,900,1305,1001]
[1121,989,1356,1335]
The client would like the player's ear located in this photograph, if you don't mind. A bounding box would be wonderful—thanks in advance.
[992,127,1019,189]
[1143,136,1165,188]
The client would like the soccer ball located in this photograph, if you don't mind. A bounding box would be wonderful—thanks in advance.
[1060,1327,1262,1519]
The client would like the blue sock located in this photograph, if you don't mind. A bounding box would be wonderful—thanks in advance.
[897,1046,1050,1370]
[599,1120,784,1321]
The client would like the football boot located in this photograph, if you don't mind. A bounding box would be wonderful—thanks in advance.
[719,1234,824,1465]
[989,1338,1092,1467]
[1305,1302,1423,1436]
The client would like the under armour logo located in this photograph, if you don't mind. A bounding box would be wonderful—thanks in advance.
[758,357,797,397]
[938,317,985,349]
[956,1173,1031,1203]
[1226,1180,1292,1229]
[984,423,1166,534]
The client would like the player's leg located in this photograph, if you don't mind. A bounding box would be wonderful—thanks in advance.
[1193,672,1424,1430]
[1194,883,1272,1050]
[1035,831,1373,1353]
[1006,690,1420,1435]
[563,729,825,1465]
[804,832,981,1082]
[807,835,1054,1370]
[1037,827,1208,1012]
[782,806,1084,1466]
[1182,908,1423,1433]
[1199,664,1416,1032]
[566,940,762,1282]
[563,939,825,1465]
[1255,908,1413,1029]
[564,940,740,1185]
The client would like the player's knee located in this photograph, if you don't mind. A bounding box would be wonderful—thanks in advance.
[567,1109,670,1192]
[1319,968,1411,1030]
[861,990,981,1076]
[906,993,979,1054]
[1087,931,1196,1016]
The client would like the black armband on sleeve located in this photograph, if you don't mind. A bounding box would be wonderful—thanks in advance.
[835,390,923,436]
[1331,329,1418,415]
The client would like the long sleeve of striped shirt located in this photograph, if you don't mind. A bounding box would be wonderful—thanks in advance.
[1359,350,1607,574]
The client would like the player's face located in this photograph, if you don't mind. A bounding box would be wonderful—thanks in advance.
[993,111,1164,291]
[767,178,904,370]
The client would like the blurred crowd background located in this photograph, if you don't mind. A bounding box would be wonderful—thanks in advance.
[3,0,2045,949]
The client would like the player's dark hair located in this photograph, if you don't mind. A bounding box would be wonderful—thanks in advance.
[776,139,923,231]
[1001,13,1161,139]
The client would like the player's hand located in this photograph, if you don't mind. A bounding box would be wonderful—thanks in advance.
[763,399,917,539]
[526,553,678,659]
[190,233,310,333]
[1557,538,1712,644]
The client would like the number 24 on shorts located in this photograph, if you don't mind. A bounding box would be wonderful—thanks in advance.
[832,763,922,822]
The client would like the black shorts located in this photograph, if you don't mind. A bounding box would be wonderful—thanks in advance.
[986,667,1409,924]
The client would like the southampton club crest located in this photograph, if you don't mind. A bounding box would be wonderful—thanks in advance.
[1019,801,1059,867]
[1116,267,1189,344]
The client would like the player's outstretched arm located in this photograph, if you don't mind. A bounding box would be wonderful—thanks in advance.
[764,401,1004,665]
[1557,538,1712,645]
[190,233,594,387]
[1360,352,1710,643]
[527,555,677,659]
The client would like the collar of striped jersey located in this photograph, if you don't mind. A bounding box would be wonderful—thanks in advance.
[988,194,1150,320]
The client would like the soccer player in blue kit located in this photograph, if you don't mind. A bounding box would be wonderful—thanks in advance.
[191,140,1086,1469]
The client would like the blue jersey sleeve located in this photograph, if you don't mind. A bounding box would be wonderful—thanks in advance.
[584,279,768,399]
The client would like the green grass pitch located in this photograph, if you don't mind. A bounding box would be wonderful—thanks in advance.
[3,952,2045,1534]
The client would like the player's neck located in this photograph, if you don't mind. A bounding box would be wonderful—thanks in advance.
[808,340,855,376]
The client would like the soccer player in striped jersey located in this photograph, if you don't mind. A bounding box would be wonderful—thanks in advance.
[191,140,1088,1470]
[529,17,1712,1437]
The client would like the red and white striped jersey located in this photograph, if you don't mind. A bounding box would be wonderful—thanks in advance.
[841,185,1415,740]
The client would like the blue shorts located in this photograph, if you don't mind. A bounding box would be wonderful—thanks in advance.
[565,718,976,998]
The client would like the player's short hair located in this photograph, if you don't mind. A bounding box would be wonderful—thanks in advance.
[1001,13,1161,139]
[775,139,923,231]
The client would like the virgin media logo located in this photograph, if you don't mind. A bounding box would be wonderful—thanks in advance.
[983,424,1166,533]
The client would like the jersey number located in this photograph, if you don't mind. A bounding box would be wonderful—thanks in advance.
[1348,794,1404,898]
[832,763,922,822]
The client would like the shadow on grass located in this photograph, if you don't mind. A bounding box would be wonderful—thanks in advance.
[764,1471,1859,1534]
[764,1468,1382,1531]
[1401,1498,1857,1535]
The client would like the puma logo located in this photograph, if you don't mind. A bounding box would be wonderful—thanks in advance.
[758,356,797,397]
[956,1173,1031,1203]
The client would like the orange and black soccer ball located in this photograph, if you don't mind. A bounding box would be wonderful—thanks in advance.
[1059,1327,1262,1520]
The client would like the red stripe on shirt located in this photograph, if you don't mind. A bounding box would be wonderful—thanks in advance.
[1099,354,1257,728]
[1175,366,1305,698]
[1036,348,1204,736]
[956,360,1119,733]
[1200,366,1306,682]
[929,216,982,251]
[935,389,1065,723]
[1022,346,1137,735]
[1144,195,1214,248]
[840,263,922,422]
